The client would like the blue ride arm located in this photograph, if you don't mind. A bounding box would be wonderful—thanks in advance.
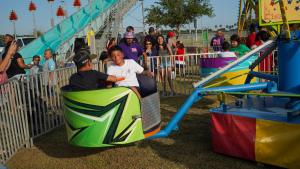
[149,82,271,139]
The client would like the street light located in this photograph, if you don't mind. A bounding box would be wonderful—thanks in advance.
[9,10,18,38]
[47,0,55,27]
[139,0,145,35]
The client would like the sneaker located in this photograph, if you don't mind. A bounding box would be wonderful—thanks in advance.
[170,91,176,96]
[161,91,167,97]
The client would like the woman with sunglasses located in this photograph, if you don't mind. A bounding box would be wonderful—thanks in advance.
[144,40,158,76]
[156,35,175,96]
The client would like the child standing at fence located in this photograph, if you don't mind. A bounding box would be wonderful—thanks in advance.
[175,41,185,66]
[30,55,43,75]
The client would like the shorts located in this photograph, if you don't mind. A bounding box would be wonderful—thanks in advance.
[160,61,172,69]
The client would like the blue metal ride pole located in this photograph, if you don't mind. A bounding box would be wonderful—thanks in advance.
[202,82,270,93]
[278,39,300,94]
[245,71,278,84]
[149,89,203,139]
[149,82,270,139]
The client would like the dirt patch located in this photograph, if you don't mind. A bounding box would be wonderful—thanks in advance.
[7,96,278,169]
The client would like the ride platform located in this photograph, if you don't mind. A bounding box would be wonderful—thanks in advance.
[210,95,300,168]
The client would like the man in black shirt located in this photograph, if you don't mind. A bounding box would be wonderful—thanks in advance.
[144,27,157,46]
[69,49,124,90]
[2,34,32,78]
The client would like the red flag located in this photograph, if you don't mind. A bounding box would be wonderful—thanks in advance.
[73,0,81,7]
[29,1,37,12]
[9,10,18,21]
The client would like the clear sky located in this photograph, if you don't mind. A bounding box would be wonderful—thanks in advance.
[0,0,238,35]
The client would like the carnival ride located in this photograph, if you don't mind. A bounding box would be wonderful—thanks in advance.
[238,0,300,37]
[61,76,161,147]
[200,55,258,86]
[24,0,298,168]
[150,1,300,168]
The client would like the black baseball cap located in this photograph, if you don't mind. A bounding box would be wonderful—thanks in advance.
[73,49,97,67]
[149,27,155,33]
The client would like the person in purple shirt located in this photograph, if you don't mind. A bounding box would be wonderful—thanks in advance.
[210,30,225,52]
[119,32,148,68]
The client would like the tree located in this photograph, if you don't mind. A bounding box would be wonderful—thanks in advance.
[145,0,214,34]
[36,30,43,37]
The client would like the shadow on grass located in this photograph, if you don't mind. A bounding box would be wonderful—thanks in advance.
[34,126,135,159]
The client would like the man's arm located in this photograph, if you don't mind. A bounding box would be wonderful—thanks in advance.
[142,52,149,69]
[140,70,153,77]
[105,67,124,83]
[17,57,32,69]
[107,75,125,82]
[137,44,148,69]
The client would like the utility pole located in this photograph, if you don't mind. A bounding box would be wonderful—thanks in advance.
[140,0,146,35]
[61,0,68,19]
[49,1,55,27]
[194,19,198,42]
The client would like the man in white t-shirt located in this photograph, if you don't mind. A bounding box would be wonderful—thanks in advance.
[107,46,153,98]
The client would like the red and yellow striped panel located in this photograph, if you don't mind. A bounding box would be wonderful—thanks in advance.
[211,113,256,160]
[211,113,300,169]
[256,119,300,169]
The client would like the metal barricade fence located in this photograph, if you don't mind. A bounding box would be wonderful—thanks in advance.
[147,51,277,96]
[147,53,219,96]
[0,79,30,164]
[0,62,104,164]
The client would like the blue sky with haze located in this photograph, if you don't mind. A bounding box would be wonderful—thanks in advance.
[0,0,238,35]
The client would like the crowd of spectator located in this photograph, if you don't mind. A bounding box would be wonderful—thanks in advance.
[0,34,57,86]
[69,26,186,97]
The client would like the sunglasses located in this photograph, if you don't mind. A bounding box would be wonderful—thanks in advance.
[146,43,152,45]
